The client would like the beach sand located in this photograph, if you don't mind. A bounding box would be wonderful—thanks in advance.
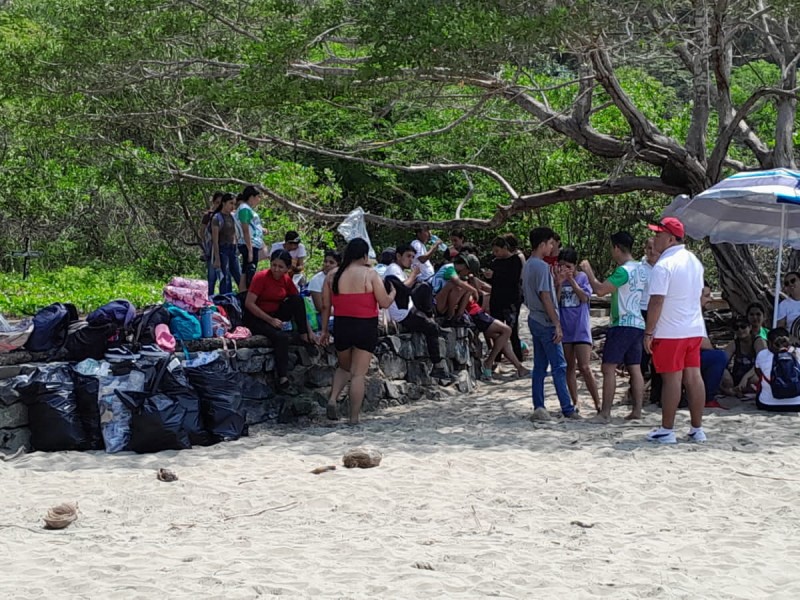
[3,324,800,599]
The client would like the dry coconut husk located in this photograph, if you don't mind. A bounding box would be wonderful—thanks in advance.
[342,447,382,469]
[157,468,178,482]
[43,502,79,530]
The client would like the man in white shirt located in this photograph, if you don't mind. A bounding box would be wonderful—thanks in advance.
[269,231,308,277]
[384,243,448,378]
[777,271,800,332]
[410,228,444,282]
[643,217,707,444]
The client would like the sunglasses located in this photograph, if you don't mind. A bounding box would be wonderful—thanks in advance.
[785,278,799,286]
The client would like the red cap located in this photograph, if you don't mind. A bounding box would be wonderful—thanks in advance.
[648,217,685,238]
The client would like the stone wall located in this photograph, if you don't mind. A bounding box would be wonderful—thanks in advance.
[0,327,480,453]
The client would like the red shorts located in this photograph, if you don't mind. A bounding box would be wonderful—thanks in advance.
[651,337,702,373]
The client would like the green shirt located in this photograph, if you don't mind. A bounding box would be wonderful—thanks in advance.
[607,260,646,329]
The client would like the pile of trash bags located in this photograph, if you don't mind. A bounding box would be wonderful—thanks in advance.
[6,351,250,454]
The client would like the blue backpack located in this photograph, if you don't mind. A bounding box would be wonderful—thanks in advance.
[166,305,202,341]
[770,349,800,399]
[86,299,136,329]
[24,303,79,353]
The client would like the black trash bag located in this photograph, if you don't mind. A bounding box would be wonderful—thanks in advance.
[158,361,213,447]
[185,354,248,441]
[18,364,89,451]
[70,369,105,451]
[65,323,115,361]
[117,390,191,453]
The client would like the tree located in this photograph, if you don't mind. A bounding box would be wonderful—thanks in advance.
[2,0,800,312]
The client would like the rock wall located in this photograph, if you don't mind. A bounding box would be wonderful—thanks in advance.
[0,328,480,453]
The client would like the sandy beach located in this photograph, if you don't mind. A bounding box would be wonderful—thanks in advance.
[3,325,800,599]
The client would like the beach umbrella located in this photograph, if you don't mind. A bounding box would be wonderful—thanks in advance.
[662,168,800,326]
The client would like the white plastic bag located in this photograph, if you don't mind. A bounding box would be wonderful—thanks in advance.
[337,207,376,259]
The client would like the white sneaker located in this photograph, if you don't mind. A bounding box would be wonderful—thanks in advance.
[687,428,707,443]
[531,407,552,422]
[646,427,677,444]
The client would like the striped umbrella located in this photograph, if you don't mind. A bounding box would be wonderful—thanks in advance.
[663,168,800,326]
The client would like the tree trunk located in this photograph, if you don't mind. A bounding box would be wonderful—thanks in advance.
[712,243,775,319]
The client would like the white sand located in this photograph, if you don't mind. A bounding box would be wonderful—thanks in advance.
[3,330,800,598]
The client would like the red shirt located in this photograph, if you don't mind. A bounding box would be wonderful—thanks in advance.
[249,270,298,314]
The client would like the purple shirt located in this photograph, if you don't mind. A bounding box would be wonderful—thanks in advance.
[559,272,592,344]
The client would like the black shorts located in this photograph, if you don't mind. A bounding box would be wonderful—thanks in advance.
[333,316,379,353]
[471,310,494,333]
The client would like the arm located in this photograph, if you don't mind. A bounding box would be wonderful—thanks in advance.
[370,270,397,308]
[311,291,324,313]
[570,274,591,304]
[643,295,664,353]
[416,243,439,263]
[403,264,421,287]
[579,260,617,297]
[211,218,221,267]
[319,271,334,345]
[244,291,280,328]
[539,292,563,343]
[293,256,305,274]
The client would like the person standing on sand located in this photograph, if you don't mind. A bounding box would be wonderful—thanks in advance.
[580,231,647,422]
[523,227,577,421]
[643,217,707,444]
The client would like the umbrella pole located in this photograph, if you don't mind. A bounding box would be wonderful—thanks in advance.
[774,203,787,328]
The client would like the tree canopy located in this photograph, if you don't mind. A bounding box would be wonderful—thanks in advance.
[1,0,799,311]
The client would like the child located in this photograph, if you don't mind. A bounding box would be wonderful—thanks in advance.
[754,327,800,412]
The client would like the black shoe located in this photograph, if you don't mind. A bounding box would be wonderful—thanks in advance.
[105,345,140,363]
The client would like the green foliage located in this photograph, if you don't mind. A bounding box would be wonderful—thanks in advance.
[0,266,163,316]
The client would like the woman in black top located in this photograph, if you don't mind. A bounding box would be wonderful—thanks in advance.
[485,235,524,361]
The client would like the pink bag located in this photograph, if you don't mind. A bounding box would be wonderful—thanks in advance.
[168,277,208,292]
[224,326,251,340]
[163,285,209,313]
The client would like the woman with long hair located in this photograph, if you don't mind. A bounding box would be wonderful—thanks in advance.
[320,238,396,424]
[244,250,317,394]
[210,192,242,295]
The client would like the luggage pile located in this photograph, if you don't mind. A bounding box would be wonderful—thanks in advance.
[6,352,248,454]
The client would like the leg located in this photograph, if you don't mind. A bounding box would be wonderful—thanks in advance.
[659,371,683,429]
[347,349,373,424]
[327,349,352,419]
[575,344,600,411]
[528,316,549,410]
[683,367,705,428]
[244,311,290,380]
[226,245,242,294]
[207,258,218,297]
[483,319,511,367]
[509,305,523,361]
[276,294,311,337]
[625,364,644,420]
[538,325,574,415]
[700,349,727,403]
[564,344,579,409]
[599,363,617,421]
[403,311,443,364]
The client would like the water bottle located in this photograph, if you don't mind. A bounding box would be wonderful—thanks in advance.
[281,321,293,332]
[200,308,214,338]
[431,234,447,253]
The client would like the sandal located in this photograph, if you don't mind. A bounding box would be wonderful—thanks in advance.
[480,366,493,381]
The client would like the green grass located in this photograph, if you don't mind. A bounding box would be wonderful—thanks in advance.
[0,266,164,317]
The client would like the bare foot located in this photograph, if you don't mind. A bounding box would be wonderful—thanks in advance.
[516,368,530,378]
[588,414,610,424]
[624,412,642,421]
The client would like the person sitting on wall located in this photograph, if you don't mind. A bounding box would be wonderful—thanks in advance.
[244,250,317,395]
[307,249,341,313]
[269,231,308,283]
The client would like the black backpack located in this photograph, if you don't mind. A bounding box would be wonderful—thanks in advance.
[24,303,79,353]
[65,322,116,361]
[211,294,242,330]
[770,349,800,399]
[131,305,172,346]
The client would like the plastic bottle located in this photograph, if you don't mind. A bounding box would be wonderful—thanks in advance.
[281,321,293,332]
[431,234,448,253]
[200,308,214,338]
